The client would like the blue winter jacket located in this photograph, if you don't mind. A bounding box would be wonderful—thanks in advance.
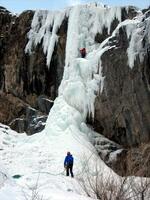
[64,155,74,166]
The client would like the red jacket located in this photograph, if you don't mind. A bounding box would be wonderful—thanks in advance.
[80,48,86,54]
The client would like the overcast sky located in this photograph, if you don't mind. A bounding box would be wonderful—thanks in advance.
[0,0,149,13]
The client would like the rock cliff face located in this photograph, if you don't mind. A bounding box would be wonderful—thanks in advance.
[0,7,67,133]
[92,8,149,148]
[94,22,150,147]
[0,5,149,175]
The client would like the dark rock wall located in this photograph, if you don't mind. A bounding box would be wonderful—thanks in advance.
[94,25,150,147]
[1,9,66,101]
[0,8,67,126]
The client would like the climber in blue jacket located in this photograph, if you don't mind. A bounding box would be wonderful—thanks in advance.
[64,152,74,177]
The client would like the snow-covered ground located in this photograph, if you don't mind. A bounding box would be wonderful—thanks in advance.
[0,120,116,200]
[0,3,149,200]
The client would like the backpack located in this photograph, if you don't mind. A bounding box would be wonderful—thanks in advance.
[67,155,73,165]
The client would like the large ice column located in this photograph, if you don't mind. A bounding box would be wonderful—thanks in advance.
[59,5,102,119]
[65,6,80,67]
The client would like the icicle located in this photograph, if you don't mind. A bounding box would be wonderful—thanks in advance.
[120,11,147,69]
[92,6,122,35]
[25,10,66,67]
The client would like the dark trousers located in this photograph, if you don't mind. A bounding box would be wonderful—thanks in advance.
[81,52,86,58]
[66,164,74,177]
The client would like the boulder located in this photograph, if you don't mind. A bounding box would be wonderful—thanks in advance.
[27,115,47,135]
[9,106,47,134]
[9,118,27,133]
[37,95,54,114]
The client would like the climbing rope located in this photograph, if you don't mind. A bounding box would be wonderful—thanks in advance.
[32,169,66,176]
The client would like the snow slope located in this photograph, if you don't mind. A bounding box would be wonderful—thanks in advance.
[0,118,115,200]
[0,3,149,200]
